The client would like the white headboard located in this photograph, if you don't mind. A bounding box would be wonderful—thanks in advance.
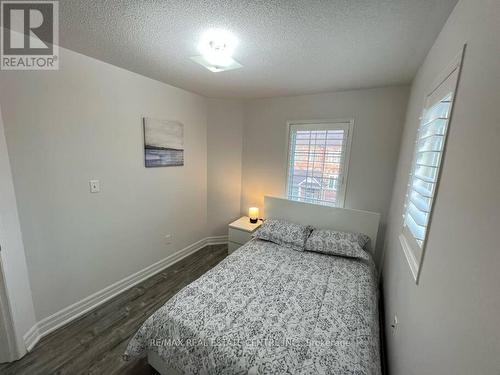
[264,196,381,254]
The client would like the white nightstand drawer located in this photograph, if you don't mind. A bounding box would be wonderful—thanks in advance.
[228,241,240,254]
[228,227,253,244]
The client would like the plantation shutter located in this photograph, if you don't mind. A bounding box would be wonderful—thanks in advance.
[401,59,461,279]
[286,121,353,207]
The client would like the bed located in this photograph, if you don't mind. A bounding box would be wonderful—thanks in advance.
[125,197,382,374]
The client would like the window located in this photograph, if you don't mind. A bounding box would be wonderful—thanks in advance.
[400,48,464,282]
[286,120,353,207]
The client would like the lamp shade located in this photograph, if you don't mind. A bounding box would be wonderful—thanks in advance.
[248,207,259,223]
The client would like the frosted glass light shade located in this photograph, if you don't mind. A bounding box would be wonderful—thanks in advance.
[249,207,259,223]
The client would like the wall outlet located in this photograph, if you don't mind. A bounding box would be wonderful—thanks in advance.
[391,314,398,333]
[89,180,100,193]
[164,234,172,244]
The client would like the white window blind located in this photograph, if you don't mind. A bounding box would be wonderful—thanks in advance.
[286,121,353,207]
[400,48,464,282]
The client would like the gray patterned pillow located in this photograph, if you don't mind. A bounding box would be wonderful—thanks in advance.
[305,229,371,259]
[253,218,312,251]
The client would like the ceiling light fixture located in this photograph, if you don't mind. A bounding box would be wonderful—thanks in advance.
[190,29,242,73]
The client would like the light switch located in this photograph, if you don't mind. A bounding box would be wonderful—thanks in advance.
[89,180,100,193]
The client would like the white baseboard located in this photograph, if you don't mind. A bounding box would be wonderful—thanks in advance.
[205,235,228,245]
[23,324,40,352]
[24,235,228,351]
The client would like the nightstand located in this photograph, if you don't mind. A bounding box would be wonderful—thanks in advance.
[228,216,262,254]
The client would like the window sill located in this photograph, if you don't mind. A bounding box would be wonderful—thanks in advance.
[399,233,419,283]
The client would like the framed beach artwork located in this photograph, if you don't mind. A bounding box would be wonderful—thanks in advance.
[143,117,184,167]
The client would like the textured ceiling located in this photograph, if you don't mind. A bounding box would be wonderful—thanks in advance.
[59,0,458,98]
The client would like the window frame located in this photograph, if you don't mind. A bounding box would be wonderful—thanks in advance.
[400,45,465,283]
[285,119,354,208]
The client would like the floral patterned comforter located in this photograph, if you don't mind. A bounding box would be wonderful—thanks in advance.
[124,239,381,374]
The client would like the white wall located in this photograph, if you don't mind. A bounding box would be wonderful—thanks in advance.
[382,0,500,374]
[240,86,410,263]
[0,106,36,357]
[207,99,244,236]
[0,47,208,322]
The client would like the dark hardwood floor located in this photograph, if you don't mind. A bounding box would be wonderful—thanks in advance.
[0,244,228,375]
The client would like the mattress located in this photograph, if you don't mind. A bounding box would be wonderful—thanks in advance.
[124,239,381,374]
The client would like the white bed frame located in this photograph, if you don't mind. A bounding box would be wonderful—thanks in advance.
[264,196,381,254]
[148,196,381,374]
